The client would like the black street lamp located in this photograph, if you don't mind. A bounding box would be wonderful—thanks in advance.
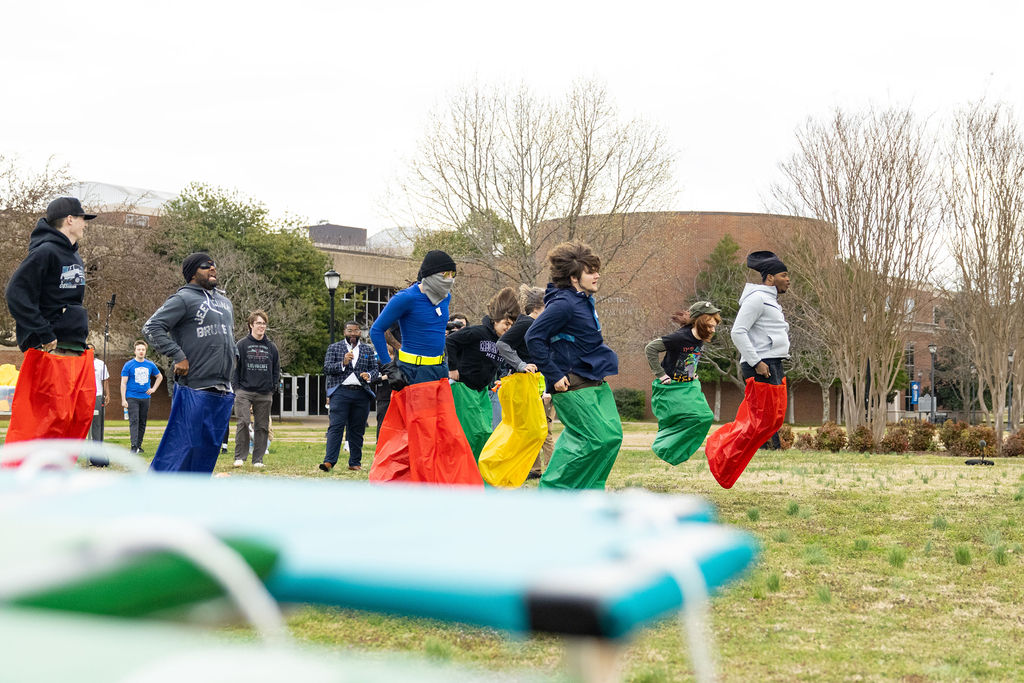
[928,342,937,424]
[324,269,341,344]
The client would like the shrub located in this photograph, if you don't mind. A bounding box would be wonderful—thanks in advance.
[814,421,847,452]
[795,432,816,451]
[907,419,938,451]
[612,388,646,420]
[939,419,968,452]
[879,425,911,454]
[948,425,996,458]
[777,424,795,450]
[847,425,874,452]
[1003,432,1024,457]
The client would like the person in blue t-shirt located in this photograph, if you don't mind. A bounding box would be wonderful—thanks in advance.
[120,339,163,454]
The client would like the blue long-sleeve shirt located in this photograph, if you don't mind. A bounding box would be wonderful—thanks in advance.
[370,283,449,364]
[525,284,618,391]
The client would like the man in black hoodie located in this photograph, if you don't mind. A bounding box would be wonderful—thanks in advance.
[445,287,519,460]
[4,197,97,445]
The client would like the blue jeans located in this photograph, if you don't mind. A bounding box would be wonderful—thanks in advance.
[396,359,448,385]
[325,386,372,467]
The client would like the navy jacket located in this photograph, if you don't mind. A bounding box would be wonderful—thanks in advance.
[525,284,618,391]
[5,218,89,351]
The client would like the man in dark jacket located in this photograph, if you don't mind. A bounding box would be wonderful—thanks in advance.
[232,310,280,468]
[142,252,236,473]
[320,321,379,472]
[445,287,519,460]
[4,197,97,446]
[525,241,622,489]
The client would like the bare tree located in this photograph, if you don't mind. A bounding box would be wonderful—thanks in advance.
[395,79,676,301]
[772,107,942,441]
[944,102,1024,450]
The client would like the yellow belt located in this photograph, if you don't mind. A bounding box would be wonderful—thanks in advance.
[397,349,444,366]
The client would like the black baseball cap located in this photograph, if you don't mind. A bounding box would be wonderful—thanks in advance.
[46,197,97,223]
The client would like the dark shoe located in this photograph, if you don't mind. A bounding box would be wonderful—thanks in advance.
[526,471,542,480]
[348,465,362,471]
[319,462,333,472]
[137,447,145,454]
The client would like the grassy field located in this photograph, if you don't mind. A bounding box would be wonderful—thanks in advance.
[6,418,1024,681]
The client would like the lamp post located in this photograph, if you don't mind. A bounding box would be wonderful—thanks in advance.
[1009,351,1015,432]
[324,269,341,344]
[928,343,937,423]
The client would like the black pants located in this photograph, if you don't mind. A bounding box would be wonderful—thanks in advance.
[741,358,785,449]
[127,397,151,450]
[326,386,372,467]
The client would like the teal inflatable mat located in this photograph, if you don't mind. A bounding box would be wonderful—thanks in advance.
[0,472,756,640]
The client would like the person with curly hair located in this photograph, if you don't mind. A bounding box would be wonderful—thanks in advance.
[525,241,622,489]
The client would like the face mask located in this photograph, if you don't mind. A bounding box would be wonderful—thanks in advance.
[420,274,454,305]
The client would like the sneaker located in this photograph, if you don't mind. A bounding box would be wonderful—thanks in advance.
[137,447,145,454]
[253,462,265,469]
[221,444,228,454]
[233,459,244,467]
[526,471,542,480]
[318,462,333,472]
[129,448,140,455]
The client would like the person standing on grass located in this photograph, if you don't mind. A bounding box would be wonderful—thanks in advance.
[644,301,721,465]
[233,310,280,469]
[143,252,236,474]
[524,241,622,490]
[496,284,551,479]
[4,197,97,448]
[446,287,519,460]
[120,340,163,454]
[320,320,378,472]
[704,250,790,488]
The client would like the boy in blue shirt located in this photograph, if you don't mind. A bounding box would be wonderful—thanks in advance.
[120,339,163,454]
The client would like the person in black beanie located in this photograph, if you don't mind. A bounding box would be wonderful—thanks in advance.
[704,250,791,488]
[367,250,483,485]
[143,252,237,473]
[3,197,98,446]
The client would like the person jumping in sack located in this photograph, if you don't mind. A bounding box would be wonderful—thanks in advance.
[446,287,519,461]
[644,301,721,465]
[704,250,790,488]
[524,241,622,490]
[367,250,482,485]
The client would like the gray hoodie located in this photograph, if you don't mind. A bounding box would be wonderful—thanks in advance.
[142,284,236,390]
[731,283,790,366]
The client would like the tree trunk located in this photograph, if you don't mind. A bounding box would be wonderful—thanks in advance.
[821,385,831,425]
[787,382,795,423]
[713,380,721,422]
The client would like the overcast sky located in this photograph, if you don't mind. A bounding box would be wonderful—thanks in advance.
[2,1,1021,233]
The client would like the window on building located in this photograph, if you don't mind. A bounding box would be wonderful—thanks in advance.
[339,284,397,326]
[125,213,150,227]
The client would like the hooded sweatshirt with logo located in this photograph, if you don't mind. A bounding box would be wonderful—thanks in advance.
[5,218,89,351]
[731,283,790,366]
[525,285,618,391]
[142,284,236,390]
[446,315,502,391]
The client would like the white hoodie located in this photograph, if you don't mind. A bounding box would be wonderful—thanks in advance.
[731,283,790,366]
